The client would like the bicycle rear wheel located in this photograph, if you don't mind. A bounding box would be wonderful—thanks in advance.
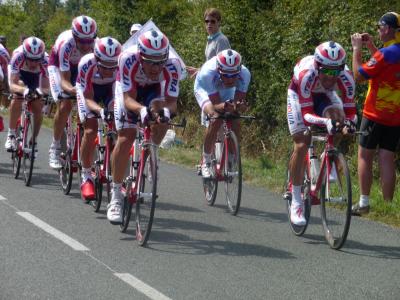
[202,150,218,206]
[92,155,103,212]
[136,145,157,246]
[59,149,73,195]
[22,114,35,186]
[284,152,311,236]
[224,131,242,215]
[320,150,352,250]
[120,178,134,233]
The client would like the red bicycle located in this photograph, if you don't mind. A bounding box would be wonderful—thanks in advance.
[11,92,49,186]
[119,117,186,246]
[199,112,256,216]
[59,100,84,196]
[91,111,116,212]
[283,126,356,249]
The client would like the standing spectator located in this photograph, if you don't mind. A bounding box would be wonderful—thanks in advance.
[351,12,400,215]
[186,8,231,78]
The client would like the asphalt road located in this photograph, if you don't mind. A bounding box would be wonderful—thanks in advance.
[0,125,399,300]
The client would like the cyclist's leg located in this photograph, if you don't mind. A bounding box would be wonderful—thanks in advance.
[30,98,43,138]
[287,89,310,225]
[5,95,23,150]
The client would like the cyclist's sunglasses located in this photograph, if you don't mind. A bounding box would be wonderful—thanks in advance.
[318,67,341,77]
[220,72,240,79]
[97,61,118,70]
[25,56,43,62]
[76,38,95,45]
[204,19,217,24]
[141,56,168,66]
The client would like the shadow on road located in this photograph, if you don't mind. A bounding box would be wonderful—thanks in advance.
[147,230,295,259]
[341,239,400,259]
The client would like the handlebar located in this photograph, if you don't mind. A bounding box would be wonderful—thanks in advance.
[207,112,257,121]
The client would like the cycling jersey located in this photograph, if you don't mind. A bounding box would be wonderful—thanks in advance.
[0,44,10,81]
[358,41,400,126]
[48,30,87,102]
[194,56,251,111]
[8,45,48,91]
[76,53,116,122]
[114,47,182,130]
[287,55,357,135]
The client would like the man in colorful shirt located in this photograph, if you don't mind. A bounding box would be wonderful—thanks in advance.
[351,11,400,215]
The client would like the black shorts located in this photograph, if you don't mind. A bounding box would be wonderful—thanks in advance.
[359,117,400,152]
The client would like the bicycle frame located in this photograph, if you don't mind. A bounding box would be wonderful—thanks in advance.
[213,119,233,181]
[307,133,335,205]
[126,125,152,204]
[95,116,116,184]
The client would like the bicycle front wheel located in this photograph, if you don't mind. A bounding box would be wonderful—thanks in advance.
[202,149,218,206]
[92,159,103,212]
[12,133,22,179]
[136,145,157,246]
[320,150,352,250]
[22,114,35,186]
[120,177,134,233]
[59,149,73,195]
[224,131,242,215]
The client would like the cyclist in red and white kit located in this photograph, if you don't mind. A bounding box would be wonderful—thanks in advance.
[48,15,97,170]
[287,41,357,225]
[108,29,182,224]
[5,37,48,151]
[76,37,121,201]
[0,40,10,131]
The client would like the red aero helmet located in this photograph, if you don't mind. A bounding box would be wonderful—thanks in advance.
[72,15,97,39]
[217,49,242,74]
[94,37,121,63]
[314,41,346,67]
[138,30,169,57]
[23,37,45,60]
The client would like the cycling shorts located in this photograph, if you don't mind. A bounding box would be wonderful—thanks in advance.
[48,65,78,102]
[359,117,400,152]
[77,83,114,123]
[114,81,164,131]
[287,89,342,135]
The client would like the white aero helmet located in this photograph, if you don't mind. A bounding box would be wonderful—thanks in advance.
[94,37,122,63]
[216,49,242,74]
[23,37,45,60]
[138,30,169,58]
[72,15,97,39]
[314,41,346,68]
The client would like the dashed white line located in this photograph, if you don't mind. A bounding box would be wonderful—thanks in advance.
[114,273,173,300]
[16,212,90,251]
[1,201,172,299]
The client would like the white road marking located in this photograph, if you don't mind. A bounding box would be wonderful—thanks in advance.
[16,212,90,251]
[114,273,173,300]
[0,201,171,299]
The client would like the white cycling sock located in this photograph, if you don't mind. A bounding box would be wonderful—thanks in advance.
[7,128,15,137]
[112,182,122,191]
[51,139,61,149]
[203,152,212,164]
[292,185,302,206]
[82,168,92,181]
[359,195,369,207]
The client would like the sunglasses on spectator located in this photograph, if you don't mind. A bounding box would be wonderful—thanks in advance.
[141,56,168,66]
[318,68,341,77]
[220,72,240,79]
[204,19,217,24]
[76,38,95,45]
[97,62,118,69]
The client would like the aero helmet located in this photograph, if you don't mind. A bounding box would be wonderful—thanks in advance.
[216,49,242,74]
[138,30,169,58]
[23,37,45,60]
[94,37,121,63]
[72,15,97,39]
[314,41,346,67]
